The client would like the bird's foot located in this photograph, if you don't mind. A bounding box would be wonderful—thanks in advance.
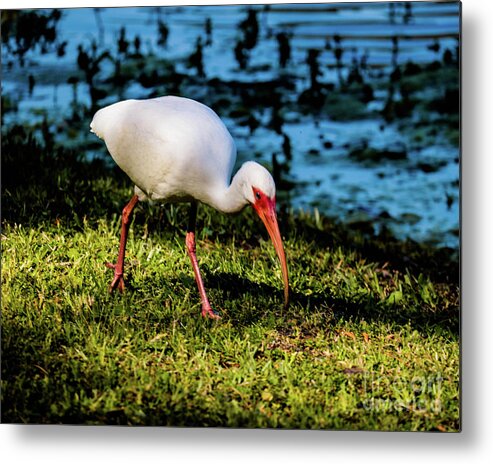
[201,305,221,319]
[105,262,125,293]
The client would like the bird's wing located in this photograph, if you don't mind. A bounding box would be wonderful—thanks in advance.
[90,96,237,203]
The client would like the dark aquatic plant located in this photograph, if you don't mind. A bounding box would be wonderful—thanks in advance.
[333,34,344,85]
[76,40,112,112]
[157,19,169,48]
[117,27,130,57]
[234,40,248,70]
[307,48,321,90]
[282,133,292,161]
[233,8,260,70]
[391,35,399,67]
[403,2,413,24]
[204,17,213,46]
[28,74,35,95]
[239,9,259,50]
[1,9,65,67]
[187,37,205,78]
[132,35,142,59]
[276,32,291,69]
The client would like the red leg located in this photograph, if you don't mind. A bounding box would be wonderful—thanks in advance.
[185,202,220,319]
[106,194,139,293]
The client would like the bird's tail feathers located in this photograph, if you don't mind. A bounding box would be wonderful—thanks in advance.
[89,109,106,139]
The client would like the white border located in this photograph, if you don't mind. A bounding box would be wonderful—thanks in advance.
[2,0,493,463]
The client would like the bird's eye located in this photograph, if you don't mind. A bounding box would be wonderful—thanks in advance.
[255,191,262,200]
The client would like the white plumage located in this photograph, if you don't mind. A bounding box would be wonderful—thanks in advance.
[91,95,274,212]
[91,95,288,317]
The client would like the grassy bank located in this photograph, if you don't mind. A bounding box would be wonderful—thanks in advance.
[1,127,459,430]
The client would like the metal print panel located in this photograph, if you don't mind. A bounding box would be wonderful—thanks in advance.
[1,2,460,430]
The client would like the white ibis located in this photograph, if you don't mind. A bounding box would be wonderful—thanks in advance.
[90,95,289,318]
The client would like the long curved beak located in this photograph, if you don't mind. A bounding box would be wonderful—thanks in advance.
[253,196,289,308]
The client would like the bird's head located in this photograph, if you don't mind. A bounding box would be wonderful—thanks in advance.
[239,162,289,308]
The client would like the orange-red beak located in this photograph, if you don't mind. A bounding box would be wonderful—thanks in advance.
[252,190,289,308]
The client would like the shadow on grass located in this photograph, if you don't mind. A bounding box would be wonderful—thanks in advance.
[203,272,458,336]
[2,125,131,227]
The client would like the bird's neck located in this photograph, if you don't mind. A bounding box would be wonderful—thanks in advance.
[208,167,249,214]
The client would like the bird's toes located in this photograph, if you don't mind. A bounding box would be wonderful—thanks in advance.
[202,308,221,319]
[105,262,116,270]
[108,273,125,294]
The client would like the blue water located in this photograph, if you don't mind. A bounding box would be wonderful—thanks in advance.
[2,3,460,248]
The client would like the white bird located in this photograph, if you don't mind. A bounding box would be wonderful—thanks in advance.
[90,95,289,318]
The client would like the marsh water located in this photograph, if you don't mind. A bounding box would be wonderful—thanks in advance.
[2,3,460,248]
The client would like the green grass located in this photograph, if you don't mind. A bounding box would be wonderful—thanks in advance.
[1,126,459,430]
